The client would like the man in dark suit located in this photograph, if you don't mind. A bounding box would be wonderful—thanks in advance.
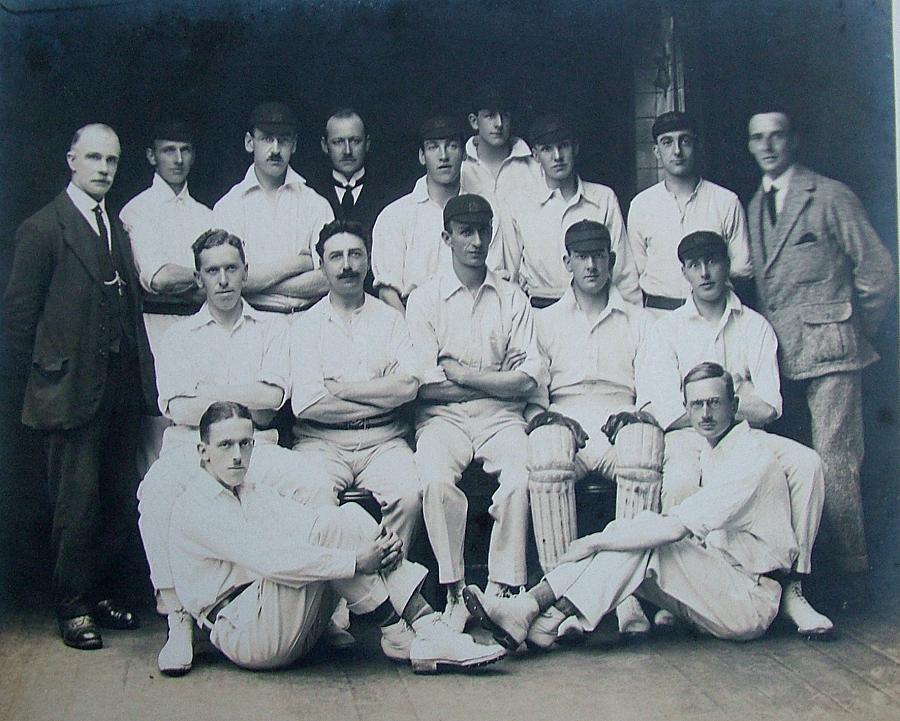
[3,123,156,649]
[746,110,896,597]
[307,108,396,294]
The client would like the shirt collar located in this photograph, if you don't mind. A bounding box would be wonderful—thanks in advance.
[538,174,586,206]
[439,265,501,300]
[683,289,743,321]
[707,419,751,456]
[193,466,240,500]
[332,167,365,187]
[464,135,532,163]
[561,284,629,327]
[151,171,192,202]
[237,163,307,196]
[762,164,795,193]
[187,299,262,330]
[663,176,703,201]
[322,293,369,322]
[66,181,107,216]
[411,175,431,204]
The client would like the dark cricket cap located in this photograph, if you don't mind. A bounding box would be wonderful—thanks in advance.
[564,220,611,254]
[528,114,575,146]
[249,102,298,135]
[677,231,728,263]
[651,111,699,141]
[150,120,194,144]
[419,115,467,142]
[443,194,493,226]
[471,84,512,114]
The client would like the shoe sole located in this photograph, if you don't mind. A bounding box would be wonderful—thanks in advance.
[798,627,837,642]
[160,665,192,677]
[461,587,522,652]
[63,638,103,651]
[410,647,507,674]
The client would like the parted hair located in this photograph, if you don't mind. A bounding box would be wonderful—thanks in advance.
[191,228,246,270]
[199,401,253,443]
[315,218,371,258]
[682,362,735,401]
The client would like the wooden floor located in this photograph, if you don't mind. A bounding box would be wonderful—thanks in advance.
[2,595,898,721]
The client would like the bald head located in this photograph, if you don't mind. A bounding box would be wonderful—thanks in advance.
[67,124,121,200]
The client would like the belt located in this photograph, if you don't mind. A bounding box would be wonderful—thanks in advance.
[303,412,397,431]
[203,582,252,630]
[643,293,686,311]
[529,296,560,309]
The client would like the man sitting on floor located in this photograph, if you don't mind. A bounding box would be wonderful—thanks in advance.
[168,401,507,674]
[463,362,824,652]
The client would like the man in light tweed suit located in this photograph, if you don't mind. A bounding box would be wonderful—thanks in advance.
[746,110,896,599]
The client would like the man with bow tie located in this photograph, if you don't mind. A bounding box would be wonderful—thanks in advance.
[307,108,397,294]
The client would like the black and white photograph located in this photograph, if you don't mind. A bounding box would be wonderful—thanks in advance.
[0,1,897,720]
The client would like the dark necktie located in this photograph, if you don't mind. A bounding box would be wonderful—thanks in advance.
[92,204,110,250]
[93,204,125,296]
[765,187,778,226]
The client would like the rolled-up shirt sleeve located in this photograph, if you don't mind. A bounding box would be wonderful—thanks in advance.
[258,315,291,408]
[405,286,447,386]
[507,286,548,387]
[289,314,329,416]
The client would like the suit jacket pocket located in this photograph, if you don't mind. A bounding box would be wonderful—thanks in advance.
[786,233,829,284]
[799,301,856,364]
[32,356,69,379]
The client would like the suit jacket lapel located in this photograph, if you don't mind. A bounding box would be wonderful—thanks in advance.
[55,191,106,285]
[763,165,815,273]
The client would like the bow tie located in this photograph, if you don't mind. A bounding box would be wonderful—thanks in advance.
[334,176,364,191]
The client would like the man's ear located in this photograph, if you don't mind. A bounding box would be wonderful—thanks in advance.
[194,270,203,289]
[441,229,452,247]
[320,136,329,155]
[467,113,479,132]
[418,147,426,167]
[608,250,616,271]
[563,253,573,274]
[244,132,255,154]
[146,147,158,167]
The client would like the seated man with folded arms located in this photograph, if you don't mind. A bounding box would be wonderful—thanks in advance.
[277,219,421,563]
[526,219,658,640]
[636,231,833,636]
[464,363,822,652]
[168,401,507,674]
[406,194,547,631]
[137,229,333,676]
[371,116,505,313]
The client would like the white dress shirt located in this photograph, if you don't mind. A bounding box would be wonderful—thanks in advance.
[169,469,357,620]
[506,175,641,303]
[669,421,798,576]
[636,290,782,430]
[119,173,212,292]
[66,182,112,250]
[627,178,752,299]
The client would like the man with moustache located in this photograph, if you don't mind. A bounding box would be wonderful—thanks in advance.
[627,111,752,316]
[120,120,212,476]
[371,116,504,313]
[277,219,421,569]
[3,123,156,649]
[464,363,814,653]
[637,231,833,636]
[745,109,896,593]
[168,401,507,674]
[308,109,396,294]
[406,194,546,631]
[503,115,641,308]
[213,102,334,313]
[137,229,327,675]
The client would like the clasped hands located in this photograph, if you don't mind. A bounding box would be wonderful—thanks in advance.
[355,524,403,575]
